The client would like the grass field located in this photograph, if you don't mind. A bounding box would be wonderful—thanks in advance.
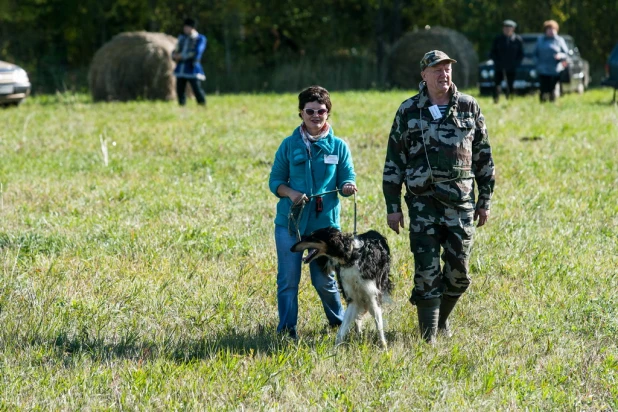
[1,88,617,410]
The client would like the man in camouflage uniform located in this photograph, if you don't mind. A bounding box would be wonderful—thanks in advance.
[382,50,495,343]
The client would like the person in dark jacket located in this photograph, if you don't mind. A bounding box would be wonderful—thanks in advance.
[489,20,524,103]
[172,18,207,106]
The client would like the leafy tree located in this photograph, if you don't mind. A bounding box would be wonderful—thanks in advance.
[0,0,616,93]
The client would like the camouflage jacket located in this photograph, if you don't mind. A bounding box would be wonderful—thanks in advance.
[383,83,495,213]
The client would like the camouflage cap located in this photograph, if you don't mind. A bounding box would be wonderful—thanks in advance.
[420,50,457,71]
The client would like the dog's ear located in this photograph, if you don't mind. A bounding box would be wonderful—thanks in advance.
[314,227,339,241]
[325,227,342,241]
[331,230,347,255]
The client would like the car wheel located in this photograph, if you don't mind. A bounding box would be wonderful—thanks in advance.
[479,87,493,97]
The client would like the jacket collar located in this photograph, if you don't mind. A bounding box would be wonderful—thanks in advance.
[293,126,334,153]
[417,81,460,118]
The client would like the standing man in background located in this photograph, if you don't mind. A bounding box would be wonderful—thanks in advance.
[489,19,524,103]
[172,18,207,106]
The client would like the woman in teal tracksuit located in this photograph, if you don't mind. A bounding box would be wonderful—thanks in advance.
[269,85,357,339]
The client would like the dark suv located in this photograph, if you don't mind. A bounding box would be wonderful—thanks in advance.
[0,60,31,106]
[601,44,618,102]
[479,33,590,96]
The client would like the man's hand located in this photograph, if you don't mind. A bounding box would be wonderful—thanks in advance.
[474,208,490,227]
[387,212,405,234]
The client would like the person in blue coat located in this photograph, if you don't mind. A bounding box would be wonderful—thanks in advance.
[172,18,207,106]
[269,85,358,340]
[534,20,570,103]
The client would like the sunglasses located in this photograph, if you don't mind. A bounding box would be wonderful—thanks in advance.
[302,108,328,116]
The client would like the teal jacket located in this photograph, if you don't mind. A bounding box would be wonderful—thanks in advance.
[269,126,356,236]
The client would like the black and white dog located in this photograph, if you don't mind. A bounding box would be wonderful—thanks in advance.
[291,227,393,348]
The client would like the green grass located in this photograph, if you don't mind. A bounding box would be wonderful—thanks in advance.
[1,88,617,410]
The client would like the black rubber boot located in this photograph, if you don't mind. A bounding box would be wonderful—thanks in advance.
[416,298,440,344]
[438,295,460,338]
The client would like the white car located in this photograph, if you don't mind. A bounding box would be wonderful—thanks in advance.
[0,61,31,106]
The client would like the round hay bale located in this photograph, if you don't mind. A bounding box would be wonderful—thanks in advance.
[388,26,478,90]
[89,31,179,102]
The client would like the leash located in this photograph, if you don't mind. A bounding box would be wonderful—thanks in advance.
[353,192,357,236]
[307,189,340,199]
[288,188,358,240]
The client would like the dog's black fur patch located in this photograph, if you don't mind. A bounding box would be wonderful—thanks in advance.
[296,227,393,301]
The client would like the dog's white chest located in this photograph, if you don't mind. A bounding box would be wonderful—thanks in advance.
[339,266,379,305]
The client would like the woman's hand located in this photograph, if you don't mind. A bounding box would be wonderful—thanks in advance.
[276,185,308,206]
[290,190,309,206]
[341,183,358,195]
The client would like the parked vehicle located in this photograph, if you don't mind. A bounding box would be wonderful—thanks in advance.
[601,43,618,103]
[0,61,31,106]
[479,33,590,96]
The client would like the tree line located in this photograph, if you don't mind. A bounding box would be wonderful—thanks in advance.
[1,0,616,94]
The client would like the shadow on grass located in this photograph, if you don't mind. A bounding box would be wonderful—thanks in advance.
[21,327,414,363]
[27,326,355,363]
[40,329,291,363]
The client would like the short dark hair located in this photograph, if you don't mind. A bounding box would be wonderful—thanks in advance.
[298,85,332,117]
[184,18,196,28]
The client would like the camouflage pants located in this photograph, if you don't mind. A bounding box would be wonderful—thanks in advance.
[406,195,476,303]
